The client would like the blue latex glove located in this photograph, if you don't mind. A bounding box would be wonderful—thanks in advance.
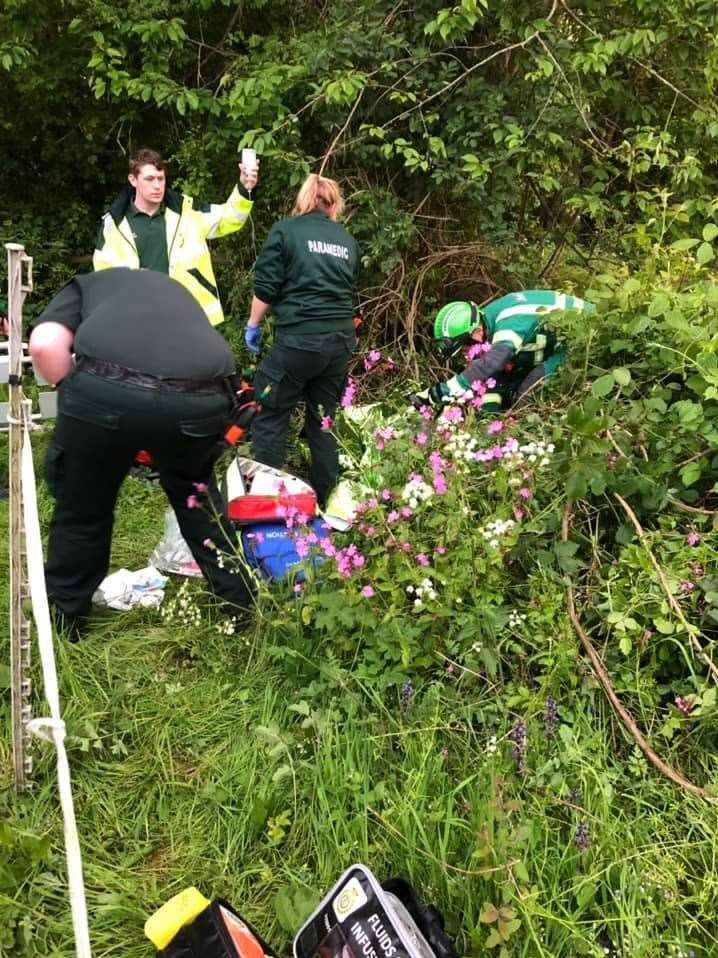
[245,324,262,354]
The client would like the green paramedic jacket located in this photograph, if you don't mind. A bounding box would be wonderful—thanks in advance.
[253,210,359,334]
[443,290,595,404]
[93,183,254,326]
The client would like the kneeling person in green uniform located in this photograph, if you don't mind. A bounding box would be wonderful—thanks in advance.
[413,290,595,413]
[29,268,254,639]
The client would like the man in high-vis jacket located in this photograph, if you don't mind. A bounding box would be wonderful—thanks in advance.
[413,290,595,413]
[93,148,258,326]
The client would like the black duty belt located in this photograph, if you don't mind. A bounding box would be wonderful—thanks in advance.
[75,357,228,394]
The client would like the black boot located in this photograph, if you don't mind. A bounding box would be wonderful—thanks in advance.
[49,604,86,643]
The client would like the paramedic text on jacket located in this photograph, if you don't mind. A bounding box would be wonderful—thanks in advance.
[93,147,257,326]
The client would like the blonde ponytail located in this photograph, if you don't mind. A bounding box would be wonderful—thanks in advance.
[292,173,345,217]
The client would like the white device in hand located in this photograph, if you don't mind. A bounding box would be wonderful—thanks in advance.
[241,148,257,171]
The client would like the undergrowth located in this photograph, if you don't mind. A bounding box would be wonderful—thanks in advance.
[2,241,718,957]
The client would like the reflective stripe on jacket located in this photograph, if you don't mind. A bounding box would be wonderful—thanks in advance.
[93,185,254,326]
[485,290,594,361]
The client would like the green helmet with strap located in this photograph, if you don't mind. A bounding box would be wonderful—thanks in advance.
[433,301,483,357]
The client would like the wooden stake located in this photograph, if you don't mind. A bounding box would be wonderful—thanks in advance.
[6,242,34,792]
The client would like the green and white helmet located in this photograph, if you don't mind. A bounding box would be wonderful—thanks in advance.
[433,301,483,357]
[433,301,482,341]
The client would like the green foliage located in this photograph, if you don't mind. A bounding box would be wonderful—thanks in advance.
[3,0,718,310]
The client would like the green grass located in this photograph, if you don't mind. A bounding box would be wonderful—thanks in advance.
[2,430,718,958]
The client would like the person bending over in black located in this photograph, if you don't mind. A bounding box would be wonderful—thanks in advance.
[29,268,253,639]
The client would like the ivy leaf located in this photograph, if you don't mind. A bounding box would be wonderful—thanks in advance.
[680,462,702,487]
[696,242,714,265]
[702,223,718,242]
[592,373,615,398]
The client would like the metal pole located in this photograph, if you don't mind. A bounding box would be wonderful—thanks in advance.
[7,242,34,792]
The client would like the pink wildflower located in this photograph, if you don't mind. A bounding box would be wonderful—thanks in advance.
[680,581,695,593]
[419,405,434,421]
[442,407,463,424]
[686,531,700,546]
[675,695,693,714]
[203,537,215,549]
[320,538,336,557]
[294,583,304,594]
[320,415,334,431]
[364,349,382,371]
[360,585,375,598]
[186,494,199,509]
[518,487,532,500]
[387,510,400,524]
[514,508,525,521]
[401,541,412,553]
[341,378,356,409]
[433,474,448,495]
[415,432,428,446]
[487,420,503,435]
[401,506,413,519]
[192,481,208,493]
[434,545,447,555]
[429,451,446,474]
[381,488,394,501]
[415,553,430,567]
[295,537,310,558]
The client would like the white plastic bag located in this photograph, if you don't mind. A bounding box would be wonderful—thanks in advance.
[92,566,168,610]
[149,509,202,577]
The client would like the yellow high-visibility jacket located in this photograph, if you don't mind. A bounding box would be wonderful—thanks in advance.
[93,184,254,326]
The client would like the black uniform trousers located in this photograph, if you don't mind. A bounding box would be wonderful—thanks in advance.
[251,334,353,506]
[45,371,253,621]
